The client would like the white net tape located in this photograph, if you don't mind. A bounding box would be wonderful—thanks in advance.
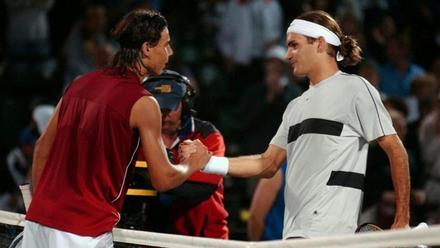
[2,210,440,248]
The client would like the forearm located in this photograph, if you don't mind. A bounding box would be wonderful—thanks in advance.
[390,149,410,223]
[378,134,410,227]
[228,155,277,178]
[150,163,194,192]
[247,217,264,241]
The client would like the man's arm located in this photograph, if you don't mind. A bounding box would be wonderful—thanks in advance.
[32,99,61,193]
[130,96,209,192]
[182,142,286,178]
[227,145,286,178]
[377,134,410,229]
[248,169,283,240]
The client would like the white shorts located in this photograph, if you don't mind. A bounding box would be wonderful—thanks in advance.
[22,221,113,248]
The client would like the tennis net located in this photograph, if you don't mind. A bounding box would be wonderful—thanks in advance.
[1,209,440,248]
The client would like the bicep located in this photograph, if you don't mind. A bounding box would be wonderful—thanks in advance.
[130,97,170,174]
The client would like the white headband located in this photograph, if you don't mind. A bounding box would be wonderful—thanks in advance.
[287,19,344,61]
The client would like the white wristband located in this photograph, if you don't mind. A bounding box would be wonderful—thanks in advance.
[202,156,229,176]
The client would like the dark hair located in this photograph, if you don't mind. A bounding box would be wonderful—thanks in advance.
[111,9,167,75]
[297,10,362,67]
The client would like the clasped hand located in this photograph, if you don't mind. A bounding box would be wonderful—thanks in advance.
[178,139,211,171]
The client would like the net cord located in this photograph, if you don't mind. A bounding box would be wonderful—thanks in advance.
[1,210,440,248]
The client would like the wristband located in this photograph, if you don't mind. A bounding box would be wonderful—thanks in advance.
[202,156,229,176]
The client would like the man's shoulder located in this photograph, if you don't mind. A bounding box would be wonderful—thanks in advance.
[80,69,108,79]
[68,69,111,87]
[193,118,220,138]
[335,72,373,92]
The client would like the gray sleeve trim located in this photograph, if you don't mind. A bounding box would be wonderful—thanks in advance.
[354,75,386,137]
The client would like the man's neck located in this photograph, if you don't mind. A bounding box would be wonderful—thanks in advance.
[308,59,339,86]
[162,133,179,148]
[129,64,149,83]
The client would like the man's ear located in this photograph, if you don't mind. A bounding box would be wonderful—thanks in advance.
[316,37,326,53]
[141,42,150,58]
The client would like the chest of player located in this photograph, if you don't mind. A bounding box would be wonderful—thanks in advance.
[288,84,355,127]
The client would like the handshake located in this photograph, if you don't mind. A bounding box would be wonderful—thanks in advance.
[179,140,229,176]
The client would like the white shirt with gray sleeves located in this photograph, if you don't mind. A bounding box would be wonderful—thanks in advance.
[270,71,396,239]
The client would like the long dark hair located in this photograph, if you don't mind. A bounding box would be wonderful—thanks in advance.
[297,10,362,67]
[111,9,167,75]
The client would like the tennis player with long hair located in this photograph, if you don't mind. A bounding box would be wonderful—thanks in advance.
[183,10,410,239]
[22,9,209,248]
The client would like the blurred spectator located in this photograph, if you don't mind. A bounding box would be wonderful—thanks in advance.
[337,12,364,44]
[63,4,115,86]
[231,45,302,155]
[217,0,283,96]
[301,0,335,13]
[0,126,36,212]
[363,11,396,64]
[405,74,438,123]
[402,75,438,193]
[1,104,54,212]
[358,60,381,94]
[335,0,364,21]
[6,128,37,187]
[418,95,440,221]
[379,34,426,97]
[6,105,54,187]
[4,0,56,82]
[217,0,282,67]
[408,0,438,70]
[432,57,440,87]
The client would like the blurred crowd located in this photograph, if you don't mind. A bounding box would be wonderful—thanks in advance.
[0,0,439,240]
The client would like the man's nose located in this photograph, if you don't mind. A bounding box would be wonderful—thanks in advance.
[161,109,171,117]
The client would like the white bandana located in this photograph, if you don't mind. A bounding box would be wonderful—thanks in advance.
[287,19,344,61]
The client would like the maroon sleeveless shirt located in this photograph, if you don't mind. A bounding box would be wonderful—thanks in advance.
[26,69,150,236]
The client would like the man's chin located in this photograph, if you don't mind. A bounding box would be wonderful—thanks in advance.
[292,70,306,77]
[148,67,164,76]
[162,127,179,136]
[150,70,160,76]
[155,65,167,75]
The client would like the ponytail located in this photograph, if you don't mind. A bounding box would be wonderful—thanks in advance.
[339,35,362,67]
